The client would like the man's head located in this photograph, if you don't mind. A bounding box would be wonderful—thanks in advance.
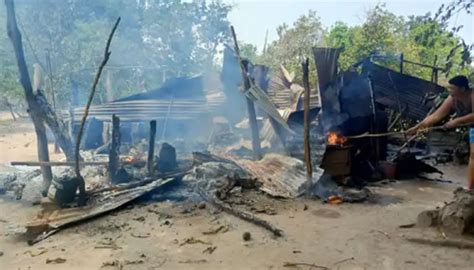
[448,75,470,96]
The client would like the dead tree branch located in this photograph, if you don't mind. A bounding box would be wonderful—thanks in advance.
[74,17,121,203]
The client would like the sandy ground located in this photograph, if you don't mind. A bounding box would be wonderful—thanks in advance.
[1,112,474,270]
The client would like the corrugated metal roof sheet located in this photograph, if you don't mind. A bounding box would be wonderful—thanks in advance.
[235,154,316,198]
[362,61,445,121]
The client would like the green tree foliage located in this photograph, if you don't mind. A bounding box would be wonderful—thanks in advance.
[326,4,472,81]
[259,10,325,84]
[0,0,232,107]
[239,42,258,62]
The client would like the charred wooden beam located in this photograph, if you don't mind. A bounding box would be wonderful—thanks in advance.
[230,26,261,160]
[302,58,313,182]
[147,120,157,175]
[109,114,121,183]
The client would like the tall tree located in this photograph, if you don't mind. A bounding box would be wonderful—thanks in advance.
[260,10,325,83]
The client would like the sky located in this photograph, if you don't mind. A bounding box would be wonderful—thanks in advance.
[224,0,474,52]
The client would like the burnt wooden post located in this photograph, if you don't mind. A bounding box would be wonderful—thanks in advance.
[302,58,312,181]
[399,53,404,74]
[109,114,121,182]
[231,26,262,160]
[147,120,157,175]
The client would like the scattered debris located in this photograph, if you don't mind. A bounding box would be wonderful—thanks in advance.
[133,216,146,222]
[24,248,48,257]
[198,202,207,209]
[178,259,208,264]
[101,259,144,269]
[46,257,67,264]
[202,225,229,235]
[202,246,217,254]
[399,223,416,229]
[374,230,391,239]
[180,237,212,246]
[131,232,150,238]
[283,261,329,269]
[242,231,252,241]
[333,257,355,266]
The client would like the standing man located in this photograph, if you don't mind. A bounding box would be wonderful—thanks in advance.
[408,75,473,189]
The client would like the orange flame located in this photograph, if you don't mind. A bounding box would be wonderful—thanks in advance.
[327,132,348,145]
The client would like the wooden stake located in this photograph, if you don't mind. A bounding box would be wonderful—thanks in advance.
[147,120,157,175]
[302,58,312,181]
[230,25,261,160]
[109,114,120,183]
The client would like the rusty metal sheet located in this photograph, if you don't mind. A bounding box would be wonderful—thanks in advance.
[25,177,176,244]
[362,60,445,121]
[235,154,322,198]
[313,47,341,90]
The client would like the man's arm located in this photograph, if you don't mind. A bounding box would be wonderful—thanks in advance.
[408,96,453,133]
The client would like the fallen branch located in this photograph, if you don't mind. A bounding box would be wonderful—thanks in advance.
[199,189,283,237]
[283,262,329,269]
[405,237,474,249]
[74,17,121,205]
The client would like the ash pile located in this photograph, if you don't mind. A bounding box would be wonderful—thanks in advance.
[1,45,461,245]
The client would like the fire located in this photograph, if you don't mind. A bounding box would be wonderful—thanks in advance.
[327,132,348,145]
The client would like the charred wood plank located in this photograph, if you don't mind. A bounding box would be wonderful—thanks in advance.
[147,120,157,175]
[109,114,121,183]
[302,58,313,182]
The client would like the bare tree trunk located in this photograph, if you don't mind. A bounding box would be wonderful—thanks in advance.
[5,0,53,194]
[5,0,75,163]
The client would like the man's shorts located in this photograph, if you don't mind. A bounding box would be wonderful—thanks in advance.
[470,128,474,144]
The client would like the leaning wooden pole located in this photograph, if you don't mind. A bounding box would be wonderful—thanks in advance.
[74,17,121,203]
[147,120,157,175]
[5,0,53,195]
[302,58,313,181]
[230,26,262,160]
[109,114,120,183]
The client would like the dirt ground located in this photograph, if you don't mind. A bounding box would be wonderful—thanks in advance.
[1,112,474,270]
